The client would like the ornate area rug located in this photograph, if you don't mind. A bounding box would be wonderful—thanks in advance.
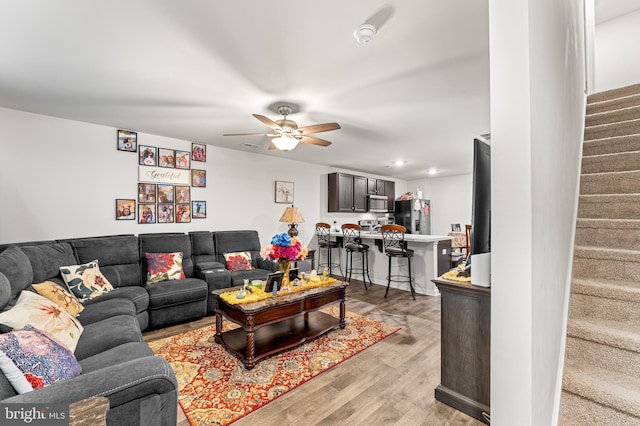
[148,305,399,426]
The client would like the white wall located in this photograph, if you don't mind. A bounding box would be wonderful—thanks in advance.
[595,9,640,92]
[489,0,585,424]
[408,174,472,236]
[0,107,405,250]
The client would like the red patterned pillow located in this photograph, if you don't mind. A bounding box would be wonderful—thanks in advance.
[145,252,185,285]
[223,251,253,272]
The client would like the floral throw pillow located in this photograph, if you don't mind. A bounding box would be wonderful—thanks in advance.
[0,327,81,394]
[146,252,185,285]
[32,281,84,317]
[0,290,84,352]
[59,260,114,302]
[223,251,253,272]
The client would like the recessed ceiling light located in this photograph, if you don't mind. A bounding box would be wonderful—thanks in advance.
[393,160,405,166]
[428,169,438,175]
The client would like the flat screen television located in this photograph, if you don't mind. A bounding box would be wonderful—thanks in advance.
[470,138,491,257]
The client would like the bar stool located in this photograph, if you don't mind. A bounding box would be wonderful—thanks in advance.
[315,222,343,277]
[381,224,416,300]
[341,224,371,290]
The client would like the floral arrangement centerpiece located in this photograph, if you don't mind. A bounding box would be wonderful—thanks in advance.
[261,233,308,287]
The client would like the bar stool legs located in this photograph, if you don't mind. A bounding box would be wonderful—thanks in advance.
[384,255,416,300]
[318,244,343,278]
[345,249,371,290]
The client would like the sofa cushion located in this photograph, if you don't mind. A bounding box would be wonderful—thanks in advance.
[82,286,149,315]
[32,281,84,317]
[0,246,33,308]
[78,342,153,374]
[0,272,10,311]
[77,297,137,325]
[74,315,142,361]
[19,243,76,284]
[146,278,208,309]
[145,252,186,285]
[64,235,142,287]
[140,233,194,278]
[0,291,84,352]
[190,231,217,265]
[213,230,262,268]
[60,260,114,301]
[223,251,253,272]
[0,327,81,394]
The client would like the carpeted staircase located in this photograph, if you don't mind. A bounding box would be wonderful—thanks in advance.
[560,83,640,425]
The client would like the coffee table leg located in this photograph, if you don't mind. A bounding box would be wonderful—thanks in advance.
[245,315,256,370]
[339,300,346,329]
[214,300,223,342]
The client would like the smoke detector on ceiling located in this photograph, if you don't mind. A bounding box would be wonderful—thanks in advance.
[354,24,376,44]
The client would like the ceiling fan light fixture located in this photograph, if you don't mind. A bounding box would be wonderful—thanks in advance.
[354,24,376,44]
[272,135,299,151]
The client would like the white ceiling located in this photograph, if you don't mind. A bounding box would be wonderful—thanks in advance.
[0,1,636,180]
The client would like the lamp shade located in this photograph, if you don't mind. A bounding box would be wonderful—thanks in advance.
[272,135,299,151]
[279,206,305,224]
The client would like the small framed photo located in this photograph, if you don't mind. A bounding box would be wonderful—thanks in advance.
[116,199,135,220]
[192,201,206,218]
[275,181,294,204]
[157,203,175,223]
[175,185,190,203]
[451,223,461,232]
[158,148,175,168]
[139,145,157,166]
[192,143,206,162]
[138,183,157,203]
[175,150,190,169]
[117,130,137,152]
[157,184,174,203]
[191,169,206,187]
[138,203,156,224]
[265,271,284,293]
[176,204,191,223]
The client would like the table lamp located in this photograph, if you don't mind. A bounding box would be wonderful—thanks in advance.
[279,205,305,237]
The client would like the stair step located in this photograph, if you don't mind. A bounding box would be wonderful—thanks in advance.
[573,245,640,281]
[582,150,640,174]
[563,360,640,418]
[584,118,640,141]
[583,134,640,156]
[578,193,640,219]
[565,336,640,378]
[570,292,640,326]
[580,170,640,194]
[560,391,640,425]
[575,219,640,250]
[587,93,640,115]
[587,83,640,104]
[586,104,640,127]
[572,277,640,303]
[568,318,640,353]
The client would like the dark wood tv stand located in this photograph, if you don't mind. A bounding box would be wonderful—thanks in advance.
[432,278,490,424]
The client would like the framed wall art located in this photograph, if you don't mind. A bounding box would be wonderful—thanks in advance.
[157,184,174,203]
[117,130,137,152]
[158,148,175,168]
[275,181,294,204]
[139,145,157,166]
[138,183,157,203]
[192,201,206,218]
[138,203,156,224]
[115,199,135,220]
[157,204,175,223]
[176,204,191,223]
[191,169,206,187]
[192,143,206,162]
[175,185,190,203]
[176,150,190,169]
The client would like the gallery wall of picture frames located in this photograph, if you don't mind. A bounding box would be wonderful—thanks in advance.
[115,129,207,223]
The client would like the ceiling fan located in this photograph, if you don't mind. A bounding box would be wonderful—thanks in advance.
[223,105,341,151]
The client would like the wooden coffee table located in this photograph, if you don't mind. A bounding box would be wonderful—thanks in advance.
[213,280,348,369]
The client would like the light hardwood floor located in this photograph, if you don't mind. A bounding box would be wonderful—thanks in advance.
[143,282,484,426]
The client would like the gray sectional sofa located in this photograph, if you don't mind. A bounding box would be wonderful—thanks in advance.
[0,230,277,426]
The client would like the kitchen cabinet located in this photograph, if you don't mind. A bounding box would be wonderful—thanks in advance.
[367,178,386,195]
[328,173,368,212]
[384,180,395,212]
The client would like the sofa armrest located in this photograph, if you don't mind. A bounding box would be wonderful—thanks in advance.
[4,356,177,425]
[256,257,279,272]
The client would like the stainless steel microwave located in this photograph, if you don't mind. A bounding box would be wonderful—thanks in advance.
[368,195,388,212]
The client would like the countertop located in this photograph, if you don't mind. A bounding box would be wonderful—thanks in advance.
[331,230,452,243]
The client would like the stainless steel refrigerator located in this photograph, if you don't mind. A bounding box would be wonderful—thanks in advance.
[394,199,431,234]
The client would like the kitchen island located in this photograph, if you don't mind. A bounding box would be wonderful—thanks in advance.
[330,230,452,296]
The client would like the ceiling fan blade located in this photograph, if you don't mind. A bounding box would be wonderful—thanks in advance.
[253,114,282,131]
[268,142,277,150]
[297,123,341,134]
[223,132,277,137]
[299,135,332,147]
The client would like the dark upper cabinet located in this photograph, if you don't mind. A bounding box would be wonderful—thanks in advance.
[385,180,395,212]
[328,173,368,212]
[367,178,386,196]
